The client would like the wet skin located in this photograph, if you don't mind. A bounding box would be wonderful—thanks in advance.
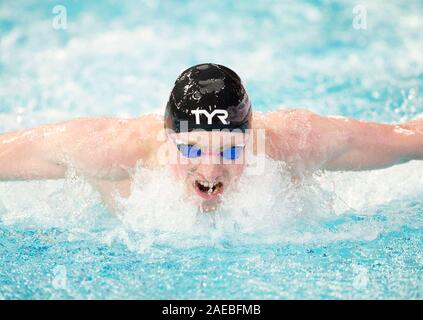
[0,109,422,211]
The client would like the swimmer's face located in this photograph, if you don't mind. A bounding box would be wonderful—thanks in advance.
[167,130,249,212]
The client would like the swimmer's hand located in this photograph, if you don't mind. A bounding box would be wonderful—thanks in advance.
[0,117,151,181]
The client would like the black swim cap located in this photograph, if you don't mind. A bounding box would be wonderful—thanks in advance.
[165,63,252,133]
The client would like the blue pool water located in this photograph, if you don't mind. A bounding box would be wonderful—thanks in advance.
[0,0,422,299]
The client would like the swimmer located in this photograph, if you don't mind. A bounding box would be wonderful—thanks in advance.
[0,63,422,212]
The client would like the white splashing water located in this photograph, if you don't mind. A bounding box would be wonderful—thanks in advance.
[1,0,422,250]
[1,157,422,250]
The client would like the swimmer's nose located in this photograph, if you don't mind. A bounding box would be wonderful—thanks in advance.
[203,150,215,157]
[196,162,224,182]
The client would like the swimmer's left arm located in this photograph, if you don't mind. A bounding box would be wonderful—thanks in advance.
[319,115,423,171]
[262,109,422,172]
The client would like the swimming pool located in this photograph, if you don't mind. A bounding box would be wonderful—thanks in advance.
[0,0,422,299]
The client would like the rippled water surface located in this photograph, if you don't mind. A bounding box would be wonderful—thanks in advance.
[0,0,422,299]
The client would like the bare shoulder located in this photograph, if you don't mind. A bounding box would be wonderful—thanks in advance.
[252,109,316,161]
[252,108,351,172]
[252,108,315,130]
[107,114,165,170]
[131,113,165,166]
[62,114,164,179]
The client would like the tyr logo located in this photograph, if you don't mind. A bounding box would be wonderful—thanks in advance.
[191,109,229,125]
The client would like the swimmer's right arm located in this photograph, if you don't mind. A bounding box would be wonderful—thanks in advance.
[0,118,143,181]
[0,124,67,180]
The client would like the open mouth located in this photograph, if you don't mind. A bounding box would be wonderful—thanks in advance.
[194,180,224,199]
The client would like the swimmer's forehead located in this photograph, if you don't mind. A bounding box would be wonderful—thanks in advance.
[168,131,249,147]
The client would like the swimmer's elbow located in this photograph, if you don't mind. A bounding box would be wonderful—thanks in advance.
[0,138,66,181]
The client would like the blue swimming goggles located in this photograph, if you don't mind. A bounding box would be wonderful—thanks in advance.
[175,142,245,160]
